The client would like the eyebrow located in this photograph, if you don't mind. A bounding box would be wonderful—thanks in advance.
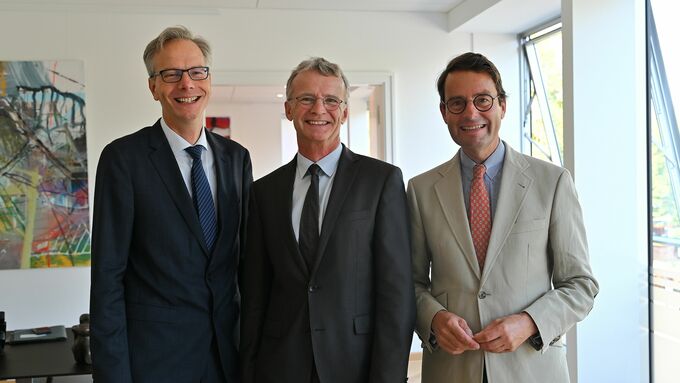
[296,93,342,98]
[447,92,495,99]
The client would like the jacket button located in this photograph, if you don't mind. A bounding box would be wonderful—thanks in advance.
[308,285,318,293]
[478,291,488,299]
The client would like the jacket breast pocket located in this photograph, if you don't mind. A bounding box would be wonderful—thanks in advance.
[341,210,371,222]
[510,218,547,234]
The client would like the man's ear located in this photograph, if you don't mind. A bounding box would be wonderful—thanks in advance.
[284,100,293,121]
[149,78,159,101]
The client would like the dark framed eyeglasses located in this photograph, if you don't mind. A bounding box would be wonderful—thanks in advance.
[150,66,210,83]
[442,94,500,114]
[290,95,345,111]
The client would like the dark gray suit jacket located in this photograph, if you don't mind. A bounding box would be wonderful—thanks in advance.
[240,145,415,383]
[90,120,252,383]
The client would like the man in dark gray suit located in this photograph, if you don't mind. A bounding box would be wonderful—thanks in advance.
[240,57,415,383]
[90,26,252,383]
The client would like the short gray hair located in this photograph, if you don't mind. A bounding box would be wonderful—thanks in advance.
[143,25,212,76]
[286,57,349,101]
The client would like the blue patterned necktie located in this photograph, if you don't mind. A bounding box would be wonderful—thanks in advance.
[185,145,217,251]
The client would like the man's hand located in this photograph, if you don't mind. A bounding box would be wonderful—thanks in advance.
[473,312,537,353]
[431,311,480,355]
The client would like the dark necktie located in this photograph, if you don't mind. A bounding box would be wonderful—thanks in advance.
[299,164,321,269]
[185,145,217,252]
[470,164,491,271]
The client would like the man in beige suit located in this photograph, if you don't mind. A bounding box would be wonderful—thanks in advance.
[408,52,598,383]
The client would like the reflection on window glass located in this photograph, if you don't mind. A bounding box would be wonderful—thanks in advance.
[649,0,680,382]
[520,23,563,165]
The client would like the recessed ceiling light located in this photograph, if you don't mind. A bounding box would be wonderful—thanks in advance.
[276,93,284,98]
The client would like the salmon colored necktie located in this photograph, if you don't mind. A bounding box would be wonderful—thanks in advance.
[470,164,491,271]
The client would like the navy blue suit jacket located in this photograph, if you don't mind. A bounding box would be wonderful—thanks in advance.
[90,120,252,383]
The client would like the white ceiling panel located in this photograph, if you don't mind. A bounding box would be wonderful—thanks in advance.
[454,0,560,34]
[0,0,464,13]
[256,0,465,13]
[0,0,558,34]
[0,0,256,6]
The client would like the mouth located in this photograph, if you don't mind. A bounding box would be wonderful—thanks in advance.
[175,96,201,104]
[460,124,485,131]
[306,120,330,126]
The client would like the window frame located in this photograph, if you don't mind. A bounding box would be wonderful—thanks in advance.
[519,19,563,166]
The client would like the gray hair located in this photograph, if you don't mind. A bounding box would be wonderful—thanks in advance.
[143,25,212,76]
[286,57,350,100]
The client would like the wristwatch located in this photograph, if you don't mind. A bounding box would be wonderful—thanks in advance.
[528,333,543,351]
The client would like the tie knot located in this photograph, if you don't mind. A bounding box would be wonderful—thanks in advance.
[473,164,486,179]
[307,163,321,177]
[185,145,204,161]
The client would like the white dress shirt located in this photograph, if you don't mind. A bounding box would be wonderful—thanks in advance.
[291,144,343,240]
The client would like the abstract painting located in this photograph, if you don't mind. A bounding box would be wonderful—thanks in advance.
[0,60,89,270]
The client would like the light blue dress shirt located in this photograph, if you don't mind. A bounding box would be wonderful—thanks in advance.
[291,144,343,240]
[160,118,217,209]
[460,140,505,222]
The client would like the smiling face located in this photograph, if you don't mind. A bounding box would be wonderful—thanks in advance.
[441,70,506,163]
[284,69,348,161]
[148,38,210,138]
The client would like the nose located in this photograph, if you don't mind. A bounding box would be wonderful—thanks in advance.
[310,98,327,113]
[178,71,195,89]
[460,99,480,117]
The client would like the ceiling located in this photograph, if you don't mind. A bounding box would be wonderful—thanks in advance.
[0,0,560,103]
[0,0,466,13]
[0,0,560,34]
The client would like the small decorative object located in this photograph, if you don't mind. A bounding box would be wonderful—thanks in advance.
[206,116,231,138]
[0,311,6,354]
[71,313,91,364]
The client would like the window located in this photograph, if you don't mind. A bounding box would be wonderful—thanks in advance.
[519,21,563,165]
[649,0,680,381]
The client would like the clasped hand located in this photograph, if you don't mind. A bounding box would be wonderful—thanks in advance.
[431,311,537,355]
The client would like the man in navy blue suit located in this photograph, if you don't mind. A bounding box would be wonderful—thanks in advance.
[90,26,252,383]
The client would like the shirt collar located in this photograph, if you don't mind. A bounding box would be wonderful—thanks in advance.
[460,140,505,180]
[160,117,209,153]
[296,143,343,178]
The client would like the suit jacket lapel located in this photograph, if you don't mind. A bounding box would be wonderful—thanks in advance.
[481,144,533,285]
[433,153,481,279]
[147,121,210,256]
[207,132,236,257]
[311,145,358,277]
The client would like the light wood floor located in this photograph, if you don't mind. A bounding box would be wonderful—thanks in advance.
[408,352,423,383]
[1,354,425,383]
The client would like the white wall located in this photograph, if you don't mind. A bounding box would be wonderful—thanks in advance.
[206,102,283,179]
[0,9,520,334]
[563,0,648,382]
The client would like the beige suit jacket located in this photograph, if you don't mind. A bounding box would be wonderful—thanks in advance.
[408,144,598,383]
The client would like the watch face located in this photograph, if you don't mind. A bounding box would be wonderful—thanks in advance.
[529,334,543,350]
